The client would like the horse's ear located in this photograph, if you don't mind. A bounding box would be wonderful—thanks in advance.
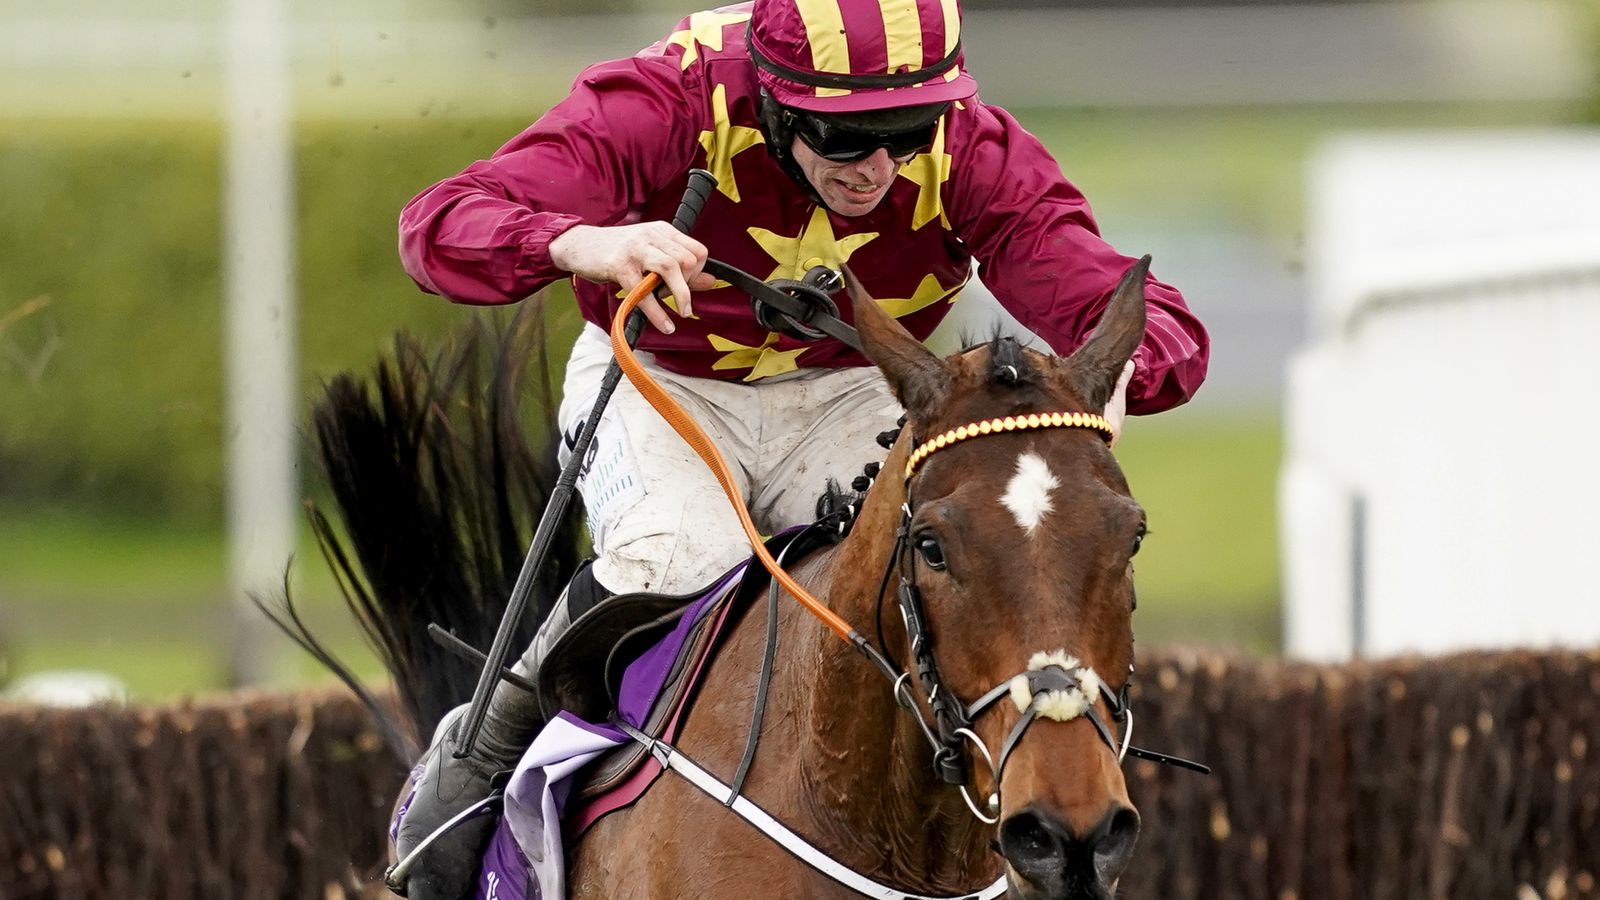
[843,266,949,417]
[1066,255,1150,410]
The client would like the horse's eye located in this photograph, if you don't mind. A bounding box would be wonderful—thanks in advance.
[1131,524,1147,557]
[915,535,947,570]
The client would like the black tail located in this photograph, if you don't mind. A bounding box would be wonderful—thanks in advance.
[266,301,583,759]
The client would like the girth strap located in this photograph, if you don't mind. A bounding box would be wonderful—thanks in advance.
[617,720,1008,900]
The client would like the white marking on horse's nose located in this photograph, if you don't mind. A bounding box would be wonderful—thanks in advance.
[1001,451,1058,536]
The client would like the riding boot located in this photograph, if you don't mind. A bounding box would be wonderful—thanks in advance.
[519,559,612,679]
[390,563,614,899]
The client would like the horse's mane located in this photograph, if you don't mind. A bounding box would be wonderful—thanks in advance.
[258,303,582,761]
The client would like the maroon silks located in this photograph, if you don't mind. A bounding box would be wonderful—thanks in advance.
[398,5,1208,414]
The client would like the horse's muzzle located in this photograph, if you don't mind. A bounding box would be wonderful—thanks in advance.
[998,805,1140,900]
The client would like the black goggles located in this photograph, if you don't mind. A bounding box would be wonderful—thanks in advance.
[786,109,941,163]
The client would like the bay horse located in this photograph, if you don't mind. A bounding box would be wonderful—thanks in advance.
[299,257,1161,900]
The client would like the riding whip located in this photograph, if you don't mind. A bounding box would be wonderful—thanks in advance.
[454,168,719,758]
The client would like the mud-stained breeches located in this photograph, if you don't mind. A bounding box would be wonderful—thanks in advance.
[557,324,901,596]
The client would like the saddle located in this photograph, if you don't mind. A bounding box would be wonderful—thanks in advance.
[531,525,834,821]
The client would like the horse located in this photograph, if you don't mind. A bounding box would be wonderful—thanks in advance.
[291,256,1162,900]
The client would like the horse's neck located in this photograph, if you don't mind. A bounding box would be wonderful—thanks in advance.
[780,464,997,892]
[786,623,995,891]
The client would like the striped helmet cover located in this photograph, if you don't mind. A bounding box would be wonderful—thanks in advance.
[749,0,979,113]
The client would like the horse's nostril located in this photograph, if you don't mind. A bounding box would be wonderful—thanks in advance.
[1093,807,1141,883]
[998,810,1067,884]
[1000,806,1141,894]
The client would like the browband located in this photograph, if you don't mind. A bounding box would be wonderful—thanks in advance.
[905,412,1114,479]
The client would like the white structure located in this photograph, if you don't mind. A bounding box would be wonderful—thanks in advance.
[1283,132,1600,661]
[222,0,298,685]
[5,671,130,707]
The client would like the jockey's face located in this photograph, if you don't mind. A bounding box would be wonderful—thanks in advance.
[790,138,906,217]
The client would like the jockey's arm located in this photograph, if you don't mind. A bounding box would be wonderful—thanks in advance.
[397,57,702,311]
[945,103,1210,416]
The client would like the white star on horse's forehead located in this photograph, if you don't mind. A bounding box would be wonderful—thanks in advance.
[1000,451,1059,536]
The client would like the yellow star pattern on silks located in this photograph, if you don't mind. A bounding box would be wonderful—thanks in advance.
[898,119,952,231]
[874,272,969,319]
[658,291,694,318]
[708,332,809,381]
[664,9,752,71]
[698,83,764,203]
[749,207,878,282]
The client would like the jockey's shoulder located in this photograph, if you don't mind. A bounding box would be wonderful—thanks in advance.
[564,7,764,125]
[635,3,759,82]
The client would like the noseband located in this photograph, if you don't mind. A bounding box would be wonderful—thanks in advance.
[867,411,1208,823]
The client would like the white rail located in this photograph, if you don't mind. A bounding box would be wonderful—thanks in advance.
[221,0,297,685]
[1284,132,1600,661]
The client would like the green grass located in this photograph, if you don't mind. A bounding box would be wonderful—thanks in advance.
[6,632,387,703]
[0,508,385,698]
[1119,406,1283,653]
[0,116,526,519]
[0,513,223,603]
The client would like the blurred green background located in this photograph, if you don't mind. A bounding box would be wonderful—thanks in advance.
[2,0,1597,700]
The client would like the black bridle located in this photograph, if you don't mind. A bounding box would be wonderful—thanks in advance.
[854,417,1209,822]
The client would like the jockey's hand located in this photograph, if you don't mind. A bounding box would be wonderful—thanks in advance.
[549,222,716,335]
[1106,360,1135,448]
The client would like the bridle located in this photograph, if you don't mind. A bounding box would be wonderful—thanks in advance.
[863,412,1209,824]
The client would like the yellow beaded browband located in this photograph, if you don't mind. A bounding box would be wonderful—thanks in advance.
[904,412,1114,479]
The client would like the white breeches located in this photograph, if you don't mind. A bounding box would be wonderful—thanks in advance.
[557,325,901,595]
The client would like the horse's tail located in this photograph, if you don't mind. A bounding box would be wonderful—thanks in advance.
[262,301,583,762]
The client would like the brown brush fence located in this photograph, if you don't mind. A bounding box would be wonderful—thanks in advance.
[3,649,1597,899]
[1122,648,1599,899]
[0,688,400,900]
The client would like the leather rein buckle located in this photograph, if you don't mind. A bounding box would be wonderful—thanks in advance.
[700,258,861,349]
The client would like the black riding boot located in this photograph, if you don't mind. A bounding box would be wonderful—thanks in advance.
[390,564,613,899]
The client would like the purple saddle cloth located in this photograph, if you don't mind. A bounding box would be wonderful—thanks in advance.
[477,548,771,900]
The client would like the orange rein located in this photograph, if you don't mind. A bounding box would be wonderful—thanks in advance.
[610,278,858,643]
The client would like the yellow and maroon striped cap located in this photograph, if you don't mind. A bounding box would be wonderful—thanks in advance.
[749,0,978,113]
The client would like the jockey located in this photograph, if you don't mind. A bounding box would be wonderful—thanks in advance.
[393,0,1210,894]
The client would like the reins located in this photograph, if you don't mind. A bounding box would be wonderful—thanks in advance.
[610,280,861,643]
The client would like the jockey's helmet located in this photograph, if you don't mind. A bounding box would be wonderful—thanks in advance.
[748,0,979,114]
